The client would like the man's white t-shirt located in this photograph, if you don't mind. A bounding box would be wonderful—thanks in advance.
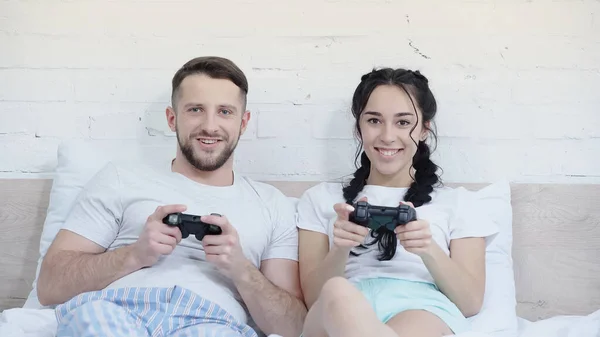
[296,182,499,285]
[60,161,298,325]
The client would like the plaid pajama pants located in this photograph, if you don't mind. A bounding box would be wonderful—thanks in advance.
[54,286,258,337]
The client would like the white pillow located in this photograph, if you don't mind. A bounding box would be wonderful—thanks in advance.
[466,180,518,337]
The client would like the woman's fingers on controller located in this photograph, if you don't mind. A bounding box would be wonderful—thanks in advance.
[335,219,368,234]
[397,230,422,240]
[333,203,354,220]
[334,197,366,222]
[347,222,369,236]
[333,228,365,243]
[333,237,361,247]
[400,239,430,248]
[334,220,368,239]
[404,220,426,232]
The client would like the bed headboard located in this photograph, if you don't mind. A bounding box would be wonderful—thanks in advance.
[1,179,599,321]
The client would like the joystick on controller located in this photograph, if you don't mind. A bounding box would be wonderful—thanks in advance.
[349,201,417,231]
[162,212,222,241]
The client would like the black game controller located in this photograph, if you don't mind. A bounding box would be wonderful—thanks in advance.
[349,201,417,231]
[162,212,222,241]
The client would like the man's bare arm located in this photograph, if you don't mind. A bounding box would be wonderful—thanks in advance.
[233,259,307,337]
[37,204,186,306]
[37,230,142,306]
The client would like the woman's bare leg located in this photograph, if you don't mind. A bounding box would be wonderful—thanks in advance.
[301,296,327,337]
[302,277,398,337]
[386,310,453,337]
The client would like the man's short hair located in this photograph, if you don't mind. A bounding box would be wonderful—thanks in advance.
[171,56,249,109]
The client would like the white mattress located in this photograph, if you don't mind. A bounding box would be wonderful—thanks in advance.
[1,307,599,337]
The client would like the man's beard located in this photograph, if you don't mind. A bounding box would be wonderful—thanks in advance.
[177,127,240,172]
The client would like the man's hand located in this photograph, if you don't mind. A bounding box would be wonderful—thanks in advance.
[200,214,250,280]
[131,204,186,268]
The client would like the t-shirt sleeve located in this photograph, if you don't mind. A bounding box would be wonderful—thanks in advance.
[295,184,332,235]
[449,187,500,242]
[262,192,299,262]
[60,162,123,249]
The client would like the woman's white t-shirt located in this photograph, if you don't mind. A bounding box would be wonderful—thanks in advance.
[296,182,499,285]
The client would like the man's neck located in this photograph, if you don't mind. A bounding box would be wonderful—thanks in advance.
[171,155,234,187]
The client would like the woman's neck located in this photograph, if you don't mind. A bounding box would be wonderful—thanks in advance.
[366,166,414,188]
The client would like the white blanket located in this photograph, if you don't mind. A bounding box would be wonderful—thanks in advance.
[1,307,600,337]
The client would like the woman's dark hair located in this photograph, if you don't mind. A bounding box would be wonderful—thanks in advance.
[342,67,441,261]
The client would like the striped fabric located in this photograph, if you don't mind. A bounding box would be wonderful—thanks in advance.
[55,286,258,337]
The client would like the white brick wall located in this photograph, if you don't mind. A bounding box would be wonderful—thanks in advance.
[1,0,599,183]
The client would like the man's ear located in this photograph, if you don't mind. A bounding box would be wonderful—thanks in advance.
[240,110,251,135]
[166,106,176,132]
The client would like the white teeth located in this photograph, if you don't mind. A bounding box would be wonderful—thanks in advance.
[378,149,399,156]
[200,139,217,144]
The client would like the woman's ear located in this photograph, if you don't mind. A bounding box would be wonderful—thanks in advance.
[420,121,431,141]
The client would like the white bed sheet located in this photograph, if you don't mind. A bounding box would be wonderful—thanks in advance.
[1,307,599,337]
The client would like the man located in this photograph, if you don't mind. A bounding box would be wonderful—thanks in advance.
[37,56,307,337]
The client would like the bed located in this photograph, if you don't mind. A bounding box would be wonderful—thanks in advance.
[0,140,599,337]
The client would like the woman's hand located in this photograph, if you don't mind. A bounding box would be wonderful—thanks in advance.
[332,198,370,249]
[395,201,434,257]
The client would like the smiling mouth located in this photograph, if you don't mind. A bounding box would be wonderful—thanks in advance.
[196,138,222,145]
[375,147,403,157]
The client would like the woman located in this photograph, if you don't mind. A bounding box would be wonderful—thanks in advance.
[296,67,499,337]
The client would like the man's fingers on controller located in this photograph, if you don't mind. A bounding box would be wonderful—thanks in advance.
[159,221,184,238]
[170,228,183,242]
[203,214,234,234]
[204,244,232,255]
[201,214,226,225]
[159,244,175,255]
[151,241,175,255]
[201,233,224,246]
[153,204,187,220]
[174,229,182,242]
[156,234,177,247]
